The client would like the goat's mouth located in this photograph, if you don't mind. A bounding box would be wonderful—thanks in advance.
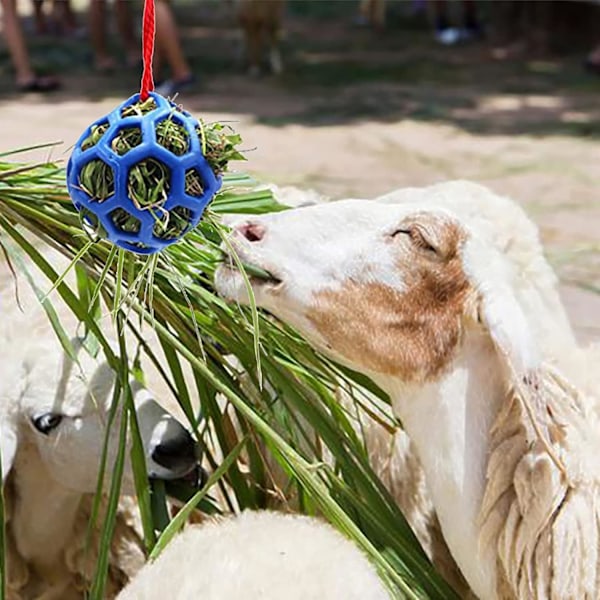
[217,254,283,290]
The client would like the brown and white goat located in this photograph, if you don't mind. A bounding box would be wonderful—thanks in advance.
[217,181,600,599]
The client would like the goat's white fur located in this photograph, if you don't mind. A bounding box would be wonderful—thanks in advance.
[216,180,598,599]
[118,510,390,600]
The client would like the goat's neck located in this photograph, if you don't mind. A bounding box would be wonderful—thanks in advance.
[11,438,82,576]
[376,329,506,600]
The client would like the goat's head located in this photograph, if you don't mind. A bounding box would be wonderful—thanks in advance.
[0,338,200,494]
[216,199,539,385]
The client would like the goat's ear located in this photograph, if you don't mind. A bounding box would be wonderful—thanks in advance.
[0,419,18,483]
[477,285,539,377]
[464,238,540,378]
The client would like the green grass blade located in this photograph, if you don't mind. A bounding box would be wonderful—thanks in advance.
[117,313,157,552]
[149,437,247,560]
[39,240,93,302]
[84,362,122,589]
[113,249,126,323]
[89,399,128,600]
[149,479,171,535]
[0,141,61,158]
[89,245,118,309]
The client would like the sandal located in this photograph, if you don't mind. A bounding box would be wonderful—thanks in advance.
[17,76,60,93]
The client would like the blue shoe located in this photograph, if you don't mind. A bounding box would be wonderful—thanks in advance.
[155,74,196,98]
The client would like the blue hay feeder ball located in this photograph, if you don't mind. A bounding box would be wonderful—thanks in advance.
[66,92,222,255]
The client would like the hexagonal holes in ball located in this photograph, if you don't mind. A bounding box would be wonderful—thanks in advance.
[110,208,141,234]
[156,117,190,156]
[110,126,143,156]
[128,158,171,210]
[153,206,193,240]
[78,159,115,202]
[79,207,108,240]
[81,120,109,151]
[185,168,204,197]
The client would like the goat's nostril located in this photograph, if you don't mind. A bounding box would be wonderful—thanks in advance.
[237,222,265,243]
[151,430,196,471]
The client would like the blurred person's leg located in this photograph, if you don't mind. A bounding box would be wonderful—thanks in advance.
[154,0,193,95]
[461,0,482,39]
[524,0,551,56]
[115,0,139,66]
[31,0,48,34]
[489,0,527,59]
[585,42,600,74]
[434,0,482,44]
[433,0,460,45]
[52,0,79,36]
[354,0,370,26]
[370,0,385,30]
[1,0,59,90]
[89,0,115,70]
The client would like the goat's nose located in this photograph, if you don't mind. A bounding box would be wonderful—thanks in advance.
[235,221,266,243]
[151,428,196,471]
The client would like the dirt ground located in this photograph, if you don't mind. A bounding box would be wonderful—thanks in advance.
[0,1,599,342]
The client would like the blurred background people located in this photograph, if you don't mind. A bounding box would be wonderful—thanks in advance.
[31,0,78,36]
[585,41,600,74]
[488,1,552,59]
[154,0,194,96]
[89,0,138,71]
[433,0,482,45]
[1,0,60,90]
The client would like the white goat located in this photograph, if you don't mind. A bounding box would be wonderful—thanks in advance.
[216,181,599,599]
[0,254,201,599]
[118,510,390,600]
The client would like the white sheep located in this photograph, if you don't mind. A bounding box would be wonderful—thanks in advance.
[0,252,202,600]
[216,181,599,599]
[118,510,390,600]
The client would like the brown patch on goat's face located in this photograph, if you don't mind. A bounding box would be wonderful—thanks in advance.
[308,215,473,381]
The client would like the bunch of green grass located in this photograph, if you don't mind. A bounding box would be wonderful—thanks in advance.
[0,145,458,600]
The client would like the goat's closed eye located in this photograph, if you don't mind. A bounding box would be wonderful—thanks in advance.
[391,226,437,253]
[32,413,62,435]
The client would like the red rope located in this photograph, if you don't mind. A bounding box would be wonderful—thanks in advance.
[140,0,155,100]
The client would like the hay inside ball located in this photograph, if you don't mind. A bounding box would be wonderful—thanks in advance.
[67,92,243,254]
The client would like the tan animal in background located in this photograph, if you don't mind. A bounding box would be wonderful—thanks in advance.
[236,0,285,75]
[217,181,600,599]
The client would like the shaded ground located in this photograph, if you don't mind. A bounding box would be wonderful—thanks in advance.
[0,0,599,341]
